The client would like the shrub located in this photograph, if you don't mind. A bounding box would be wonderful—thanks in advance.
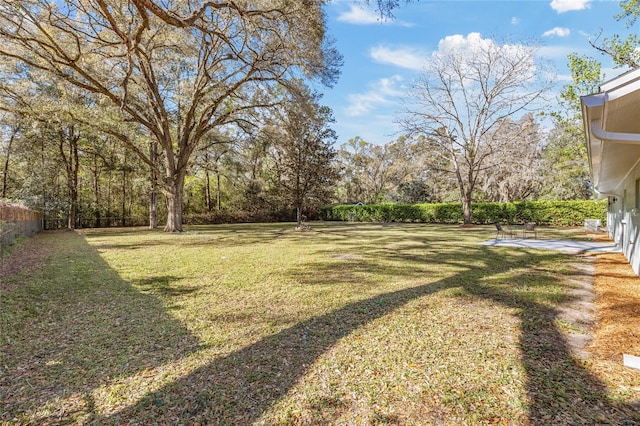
[320,200,607,227]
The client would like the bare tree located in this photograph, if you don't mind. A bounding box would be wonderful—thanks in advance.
[397,34,552,223]
[0,0,340,231]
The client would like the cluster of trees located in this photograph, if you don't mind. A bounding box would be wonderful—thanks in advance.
[3,0,634,230]
[0,83,340,229]
[0,0,342,231]
[332,119,584,209]
[0,105,592,230]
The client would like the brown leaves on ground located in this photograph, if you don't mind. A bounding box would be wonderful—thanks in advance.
[588,240,640,403]
[0,231,59,292]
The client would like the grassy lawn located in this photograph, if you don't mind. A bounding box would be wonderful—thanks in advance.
[1,222,639,425]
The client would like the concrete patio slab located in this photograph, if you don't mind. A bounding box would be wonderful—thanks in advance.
[480,238,621,254]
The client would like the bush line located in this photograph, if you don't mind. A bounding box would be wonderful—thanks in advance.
[320,200,607,227]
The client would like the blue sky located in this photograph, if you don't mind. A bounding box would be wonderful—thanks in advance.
[317,0,632,145]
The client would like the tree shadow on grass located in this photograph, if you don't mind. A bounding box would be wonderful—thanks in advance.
[133,276,199,298]
[101,239,640,424]
[0,231,201,424]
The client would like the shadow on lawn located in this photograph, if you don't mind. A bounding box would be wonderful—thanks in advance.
[0,231,201,424]
[99,226,640,424]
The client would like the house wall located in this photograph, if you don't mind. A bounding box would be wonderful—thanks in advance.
[607,161,640,275]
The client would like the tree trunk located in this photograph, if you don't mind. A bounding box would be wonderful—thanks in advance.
[41,137,46,230]
[68,185,78,229]
[1,127,18,199]
[149,142,158,229]
[106,167,112,227]
[59,128,79,230]
[1,139,11,198]
[164,174,185,232]
[121,157,127,227]
[216,170,221,210]
[92,151,101,227]
[70,137,79,230]
[296,205,303,227]
[205,169,212,211]
[462,195,472,225]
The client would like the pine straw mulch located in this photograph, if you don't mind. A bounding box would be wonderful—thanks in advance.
[587,233,640,403]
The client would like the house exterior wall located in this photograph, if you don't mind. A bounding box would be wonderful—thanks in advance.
[607,160,640,275]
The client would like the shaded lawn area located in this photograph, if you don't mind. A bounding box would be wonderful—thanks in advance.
[1,222,639,424]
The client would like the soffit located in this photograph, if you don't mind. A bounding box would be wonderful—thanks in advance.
[582,68,640,197]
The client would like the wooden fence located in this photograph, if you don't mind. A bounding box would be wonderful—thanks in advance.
[0,201,42,249]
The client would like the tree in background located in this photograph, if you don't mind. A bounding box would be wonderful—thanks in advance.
[0,112,23,199]
[336,136,431,204]
[542,1,640,201]
[478,114,543,202]
[539,121,593,200]
[397,34,552,223]
[265,85,338,228]
[540,53,604,200]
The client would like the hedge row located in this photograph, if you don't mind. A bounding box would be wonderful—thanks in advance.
[320,200,607,227]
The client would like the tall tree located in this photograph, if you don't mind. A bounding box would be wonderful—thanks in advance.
[57,124,81,229]
[541,53,604,200]
[0,113,24,199]
[539,121,592,200]
[397,34,552,223]
[266,85,338,228]
[0,0,340,231]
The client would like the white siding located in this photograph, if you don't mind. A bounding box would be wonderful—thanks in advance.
[608,161,640,275]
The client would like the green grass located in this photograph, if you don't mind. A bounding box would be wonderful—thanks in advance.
[1,222,637,425]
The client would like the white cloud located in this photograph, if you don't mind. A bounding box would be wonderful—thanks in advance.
[543,27,571,37]
[337,4,380,24]
[511,17,520,25]
[550,0,591,13]
[436,33,500,58]
[433,33,538,83]
[336,4,413,26]
[370,46,427,70]
[345,75,404,117]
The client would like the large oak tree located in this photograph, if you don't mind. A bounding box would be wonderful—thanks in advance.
[0,0,340,231]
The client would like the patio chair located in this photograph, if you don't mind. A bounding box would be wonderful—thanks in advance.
[495,222,516,239]
[523,222,537,239]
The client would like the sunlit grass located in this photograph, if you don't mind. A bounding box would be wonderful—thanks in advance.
[1,222,637,425]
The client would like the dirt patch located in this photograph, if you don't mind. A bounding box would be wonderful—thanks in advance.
[556,257,596,360]
[0,231,58,292]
